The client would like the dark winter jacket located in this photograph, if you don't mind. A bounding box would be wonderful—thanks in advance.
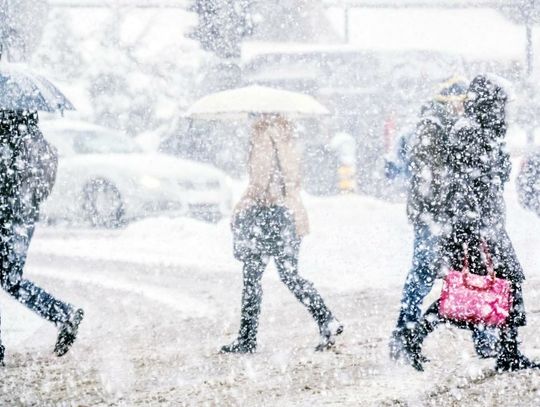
[0,110,57,228]
[442,75,524,282]
[406,101,458,226]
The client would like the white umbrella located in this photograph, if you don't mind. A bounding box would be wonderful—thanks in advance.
[186,85,330,119]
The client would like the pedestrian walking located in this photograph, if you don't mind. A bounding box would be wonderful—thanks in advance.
[221,114,342,353]
[400,75,540,372]
[0,109,84,364]
[390,76,498,363]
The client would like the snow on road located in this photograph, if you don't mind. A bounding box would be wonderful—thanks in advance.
[0,176,539,405]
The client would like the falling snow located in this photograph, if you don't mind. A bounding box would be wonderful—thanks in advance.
[0,0,539,406]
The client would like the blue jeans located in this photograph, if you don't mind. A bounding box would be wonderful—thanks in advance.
[0,220,73,327]
[397,224,439,329]
[395,224,499,354]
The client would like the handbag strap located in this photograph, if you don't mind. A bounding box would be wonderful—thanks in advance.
[268,136,287,197]
[462,241,494,275]
[462,244,470,271]
[480,240,494,275]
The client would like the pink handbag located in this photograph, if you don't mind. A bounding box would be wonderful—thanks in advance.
[439,243,512,327]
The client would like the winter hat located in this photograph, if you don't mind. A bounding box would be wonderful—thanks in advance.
[466,75,509,108]
[433,76,468,103]
[465,75,508,132]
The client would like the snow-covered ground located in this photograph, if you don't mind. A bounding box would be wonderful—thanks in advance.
[0,164,539,405]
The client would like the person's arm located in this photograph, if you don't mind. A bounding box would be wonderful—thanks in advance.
[406,121,439,222]
[28,126,58,204]
[495,144,511,183]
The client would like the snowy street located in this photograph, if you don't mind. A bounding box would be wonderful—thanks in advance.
[2,1,540,405]
[1,178,539,406]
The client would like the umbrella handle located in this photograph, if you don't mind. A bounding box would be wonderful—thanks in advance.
[175,117,194,155]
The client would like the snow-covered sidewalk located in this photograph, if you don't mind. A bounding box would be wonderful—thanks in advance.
[1,184,539,405]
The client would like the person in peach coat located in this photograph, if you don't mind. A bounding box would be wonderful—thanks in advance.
[221,114,342,353]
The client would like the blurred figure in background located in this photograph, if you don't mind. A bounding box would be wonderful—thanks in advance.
[329,131,357,193]
[222,114,342,353]
[0,110,84,363]
[389,76,498,364]
[383,126,414,183]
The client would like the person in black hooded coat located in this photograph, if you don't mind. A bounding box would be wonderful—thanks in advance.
[401,75,540,372]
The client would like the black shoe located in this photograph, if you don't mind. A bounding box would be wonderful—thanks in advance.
[220,339,256,354]
[475,345,500,359]
[389,330,407,361]
[402,340,425,372]
[315,318,344,351]
[403,341,425,372]
[496,352,540,372]
[54,308,84,357]
[473,330,500,359]
[390,329,428,367]
[388,329,430,363]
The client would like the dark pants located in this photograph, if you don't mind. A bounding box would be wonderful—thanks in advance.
[395,224,498,352]
[0,221,73,331]
[238,210,332,346]
[396,224,439,329]
[414,281,525,360]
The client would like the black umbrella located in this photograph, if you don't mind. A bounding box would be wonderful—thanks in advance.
[0,64,75,112]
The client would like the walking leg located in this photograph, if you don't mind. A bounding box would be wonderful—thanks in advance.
[400,300,443,371]
[4,279,74,326]
[274,239,341,350]
[496,282,540,371]
[1,223,84,356]
[395,225,439,330]
[495,326,540,372]
[1,224,75,326]
[221,255,267,353]
[391,225,439,360]
[0,311,4,366]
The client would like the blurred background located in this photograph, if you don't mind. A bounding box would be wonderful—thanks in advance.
[2,0,540,225]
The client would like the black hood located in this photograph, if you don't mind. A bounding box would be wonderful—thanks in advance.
[0,110,39,148]
[464,75,507,135]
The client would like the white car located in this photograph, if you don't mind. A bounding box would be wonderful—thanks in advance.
[40,120,232,227]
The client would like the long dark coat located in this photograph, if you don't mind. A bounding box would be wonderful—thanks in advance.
[442,76,524,284]
[0,110,57,287]
[406,101,458,227]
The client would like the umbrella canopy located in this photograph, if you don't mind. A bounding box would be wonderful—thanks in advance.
[0,64,75,112]
[186,85,329,119]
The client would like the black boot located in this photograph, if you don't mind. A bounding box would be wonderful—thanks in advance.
[54,308,84,357]
[221,312,258,354]
[222,257,265,354]
[496,327,540,372]
[496,353,540,372]
[472,328,500,359]
[401,328,426,372]
[220,322,258,354]
[0,344,4,367]
[389,329,407,361]
[390,324,431,371]
[221,286,260,354]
